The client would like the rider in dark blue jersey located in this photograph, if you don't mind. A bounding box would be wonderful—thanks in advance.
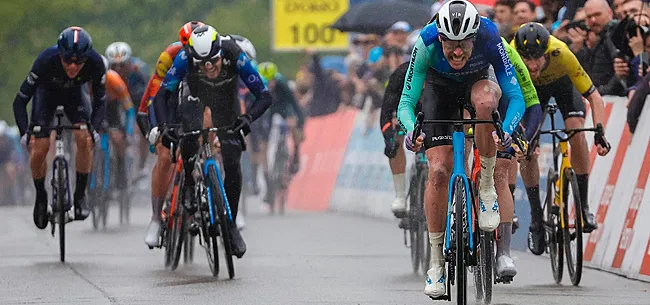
[150,25,272,259]
[396,0,525,297]
[12,26,106,230]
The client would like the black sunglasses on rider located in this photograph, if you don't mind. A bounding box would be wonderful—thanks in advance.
[61,53,87,65]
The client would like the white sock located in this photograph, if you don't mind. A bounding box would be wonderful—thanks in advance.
[429,232,445,268]
[479,155,496,189]
[393,173,406,199]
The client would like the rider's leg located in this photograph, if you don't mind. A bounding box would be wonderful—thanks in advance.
[137,126,148,172]
[144,141,173,247]
[495,156,517,277]
[564,116,597,231]
[424,146,454,296]
[509,158,517,202]
[389,135,407,215]
[27,88,56,229]
[29,136,50,229]
[286,116,302,173]
[109,129,126,188]
[471,78,502,232]
[218,130,247,258]
[72,125,92,218]
[558,84,596,231]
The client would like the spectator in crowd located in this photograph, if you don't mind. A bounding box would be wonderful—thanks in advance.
[621,0,648,17]
[570,0,628,96]
[495,0,517,40]
[540,0,564,29]
[302,49,345,117]
[554,7,587,42]
[514,0,539,28]
[382,21,412,72]
[614,0,629,19]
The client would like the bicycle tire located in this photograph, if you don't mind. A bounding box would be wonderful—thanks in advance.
[164,171,183,268]
[545,169,564,284]
[200,182,219,276]
[418,171,430,274]
[184,229,195,264]
[470,174,484,304]
[563,168,583,286]
[454,177,467,305]
[208,165,235,279]
[56,159,66,263]
[482,231,494,305]
[169,203,186,271]
[409,172,421,274]
[90,150,104,230]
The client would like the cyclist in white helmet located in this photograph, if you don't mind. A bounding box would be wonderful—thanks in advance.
[397,0,525,297]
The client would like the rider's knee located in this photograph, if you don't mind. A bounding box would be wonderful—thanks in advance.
[471,81,500,116]
[73,127,92,152]
[428,162,451,186]
[30,138,50,160]
[109,130,123,143]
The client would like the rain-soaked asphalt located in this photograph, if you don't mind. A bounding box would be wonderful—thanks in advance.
[0,187,648,305]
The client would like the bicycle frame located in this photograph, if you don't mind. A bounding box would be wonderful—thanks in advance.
[51,129,72,211]
[445,126,475,253]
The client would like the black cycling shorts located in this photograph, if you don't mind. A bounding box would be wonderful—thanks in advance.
[106,100,124,130]
[536,75,586,120]
[422,66,498,149]
[30,85,91,138]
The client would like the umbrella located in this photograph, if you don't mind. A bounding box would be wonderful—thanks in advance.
[331,0,432,35]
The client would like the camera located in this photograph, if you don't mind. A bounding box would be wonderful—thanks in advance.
[566,20,589,32]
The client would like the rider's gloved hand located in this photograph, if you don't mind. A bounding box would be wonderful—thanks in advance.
[232,114,252,136]
[147,126,161,146]
[383,128,399,158]
[20,134,28,147]
[92,130,101,144]
[492,131,512,150]
[405,131,425,152]
[594,132,611,156]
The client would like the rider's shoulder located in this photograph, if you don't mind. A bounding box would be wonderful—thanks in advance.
[221,36,244,61]
[419,23,439,47]
[35,46,60,65]
[477,17,500,39]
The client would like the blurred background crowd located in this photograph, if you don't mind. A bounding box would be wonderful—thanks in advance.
[1,0,649,206]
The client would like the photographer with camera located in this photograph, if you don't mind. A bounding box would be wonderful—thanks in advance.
[567,0,632,96]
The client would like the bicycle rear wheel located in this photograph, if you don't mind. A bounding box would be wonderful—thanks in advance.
[563,168,583,286]
[545,169,564,284]
[56,159,66,263]
[454,177,467,305]
[208,165,235,279]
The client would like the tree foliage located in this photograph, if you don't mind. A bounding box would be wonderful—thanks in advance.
[0,0,307,124]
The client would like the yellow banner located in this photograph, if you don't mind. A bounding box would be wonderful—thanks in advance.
[272,0,349,51]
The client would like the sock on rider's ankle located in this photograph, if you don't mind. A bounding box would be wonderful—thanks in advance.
[393,173,406,199]
[525,185,543,226]
[151,197,164,221]
[429,232,445,268]
[33,178,46,197]
[575,174,589,212]
[74,172,89,200]
[496,223,512,258]
[479,155,496,187]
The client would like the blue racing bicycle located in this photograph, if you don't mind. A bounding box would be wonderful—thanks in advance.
[411,111,506,305]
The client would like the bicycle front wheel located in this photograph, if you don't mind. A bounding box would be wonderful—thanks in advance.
[56,159,67,263]
[545,169,564,284]
[89,150,105,230]
[419,171,430,274]
[454,177,467,305]
[563,168,583,286]
[409,173,422,274]
[208,165,235,279]
[169,204,186,271]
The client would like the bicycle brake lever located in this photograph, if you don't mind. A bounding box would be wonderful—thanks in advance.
[491,111,505,142]
[412,112,424,144]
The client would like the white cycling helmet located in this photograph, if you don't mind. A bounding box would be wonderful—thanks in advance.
[187,25,222,62]
[436,0,480,41]
[105,42,132,65]
[232,34,257,60]
[100,55,110,71]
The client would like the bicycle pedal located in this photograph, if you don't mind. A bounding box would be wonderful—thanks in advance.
[188,223,200,236]
[393,211,407,218]
[551,205,560,215]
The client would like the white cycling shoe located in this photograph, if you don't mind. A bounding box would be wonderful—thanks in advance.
[424,266,446,297]
[391,197,406,217]
[496,255,517,278]
[144,220,162,248]
[236,214,246,231]
[478,185,500,232]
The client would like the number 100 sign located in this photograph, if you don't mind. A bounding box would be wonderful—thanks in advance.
[272,0,349,51]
